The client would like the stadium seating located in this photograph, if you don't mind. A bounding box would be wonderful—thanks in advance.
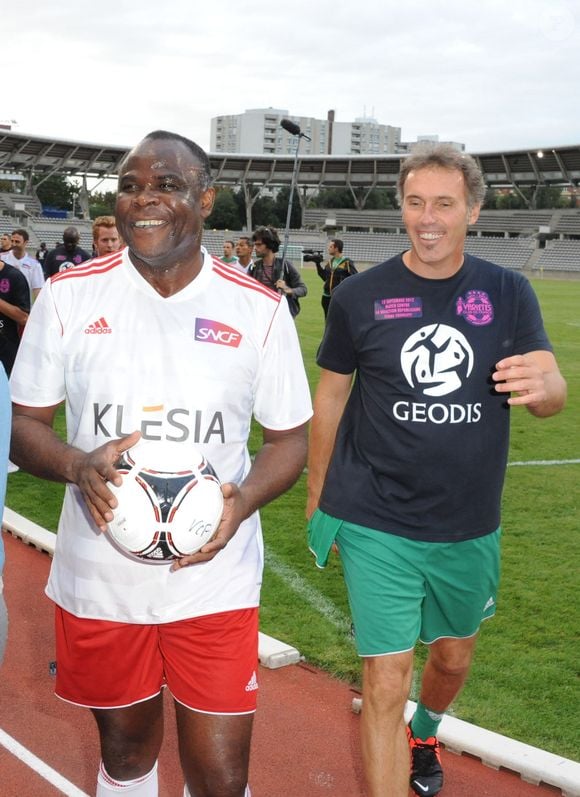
[464,236,534,269]
[0,213,578,275]
[0,192,42,216]
[535,240,580,272]
[31,218,93,251]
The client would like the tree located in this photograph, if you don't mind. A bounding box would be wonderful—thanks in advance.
[309,187,355,209]
[205,188,243,230]
[33,173,79,210]
[494,191,524,210]
[252,195,278,228]
[274,186,302,229]
[363,188,397,210]
[535,186,565,209]
[89,191,117,218]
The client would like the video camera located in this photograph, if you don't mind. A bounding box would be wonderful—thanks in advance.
[302,249,324,265]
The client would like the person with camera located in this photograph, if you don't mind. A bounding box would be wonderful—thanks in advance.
[315,238,357,319]
[250,226,307,318]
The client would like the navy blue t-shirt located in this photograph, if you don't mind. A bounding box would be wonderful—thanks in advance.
[317,254,552,542]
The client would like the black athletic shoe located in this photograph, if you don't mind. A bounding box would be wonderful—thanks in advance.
[407,723,444,796]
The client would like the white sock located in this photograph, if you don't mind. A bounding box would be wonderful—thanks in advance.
[97,760,158,795]
[183,785,251,796]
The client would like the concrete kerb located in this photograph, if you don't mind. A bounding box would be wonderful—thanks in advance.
[3,508,579,796]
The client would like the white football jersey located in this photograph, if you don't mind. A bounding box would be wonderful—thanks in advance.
[11,247,312,623]
[3,252,44,294]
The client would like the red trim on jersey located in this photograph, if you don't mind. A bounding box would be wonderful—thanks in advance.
[262,300,284,348]
[51,252,124,284]
[211,257,280,303]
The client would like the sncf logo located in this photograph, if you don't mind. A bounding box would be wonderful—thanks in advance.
[195,318,242,348]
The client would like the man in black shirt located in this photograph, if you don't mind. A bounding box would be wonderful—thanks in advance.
[315,238,357,319]
[0,259,30,375]
[43,226,91,278]
[250,226,307,317]
[307,144,566,797]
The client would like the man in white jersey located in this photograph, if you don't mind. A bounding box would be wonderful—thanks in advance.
[10,130,312,797]
[4,229,44,300]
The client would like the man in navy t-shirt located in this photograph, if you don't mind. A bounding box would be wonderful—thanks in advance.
[307,144,567,797]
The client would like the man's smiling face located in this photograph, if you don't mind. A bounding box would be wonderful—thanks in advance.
[116,137,214,270]
[402,165,480,278]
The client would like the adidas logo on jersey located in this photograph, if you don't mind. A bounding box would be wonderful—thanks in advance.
[245,671,259,692]
[85,317,112,334]
[483,596,495,612]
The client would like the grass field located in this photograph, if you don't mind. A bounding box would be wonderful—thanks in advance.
[6,268,579,759]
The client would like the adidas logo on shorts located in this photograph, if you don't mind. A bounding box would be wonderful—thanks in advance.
[245,671,259,692]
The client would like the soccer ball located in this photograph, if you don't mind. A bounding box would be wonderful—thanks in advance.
[107,443,224,562]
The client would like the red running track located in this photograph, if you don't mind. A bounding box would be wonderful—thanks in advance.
[0,531,563,796]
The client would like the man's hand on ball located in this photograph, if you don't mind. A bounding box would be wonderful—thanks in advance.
[171,482,248,569]
[71,430,141,532]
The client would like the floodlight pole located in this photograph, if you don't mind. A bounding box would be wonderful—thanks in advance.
[278,122,310,281]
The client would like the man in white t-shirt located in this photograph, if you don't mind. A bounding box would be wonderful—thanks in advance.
[235,236,254,273]
[4,229,44,300]
[10,130,312,797]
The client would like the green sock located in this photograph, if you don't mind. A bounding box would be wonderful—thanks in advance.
[410,701,444,740]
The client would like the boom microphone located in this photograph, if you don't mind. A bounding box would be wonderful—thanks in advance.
[280,118,302,136]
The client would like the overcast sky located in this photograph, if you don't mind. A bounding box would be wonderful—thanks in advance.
[2,0,579,154]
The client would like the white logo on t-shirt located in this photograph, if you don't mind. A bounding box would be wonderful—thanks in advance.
[400,324,474,397]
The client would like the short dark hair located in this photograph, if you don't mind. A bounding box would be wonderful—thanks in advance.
[63,226,80,244]
[252,225,280,253]
[397,143,486,210]
[237,236,252,247]
[224,239,235,247]
[330,238,344,253]
[125,130,213,192]
[12,228,29,242]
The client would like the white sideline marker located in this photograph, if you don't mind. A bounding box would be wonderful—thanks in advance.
[1,508,301,669]
[258,632,301,669]
[0,728,90,797]
[351,698,580,797]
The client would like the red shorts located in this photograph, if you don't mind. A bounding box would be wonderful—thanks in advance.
[54,606,259,713]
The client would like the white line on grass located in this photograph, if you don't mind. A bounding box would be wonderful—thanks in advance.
[0,728,90,796]
[264,547,352,635]
[303,459,580,476]
[508,458,580,467]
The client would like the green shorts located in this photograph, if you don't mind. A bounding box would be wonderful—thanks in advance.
[308,509,500,656]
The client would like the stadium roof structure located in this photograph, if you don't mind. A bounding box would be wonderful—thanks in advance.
[1,130,579,192]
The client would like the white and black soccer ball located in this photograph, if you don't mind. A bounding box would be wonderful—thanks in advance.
[107,443,224,562]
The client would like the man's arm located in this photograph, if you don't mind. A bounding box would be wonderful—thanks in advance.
[0,298,28,325]
[277,262,308,299]
[315,261,329,281]
[11,404,141,530]
[306,368,353,518]
[492,350,567,418]
[172,421,309,569]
